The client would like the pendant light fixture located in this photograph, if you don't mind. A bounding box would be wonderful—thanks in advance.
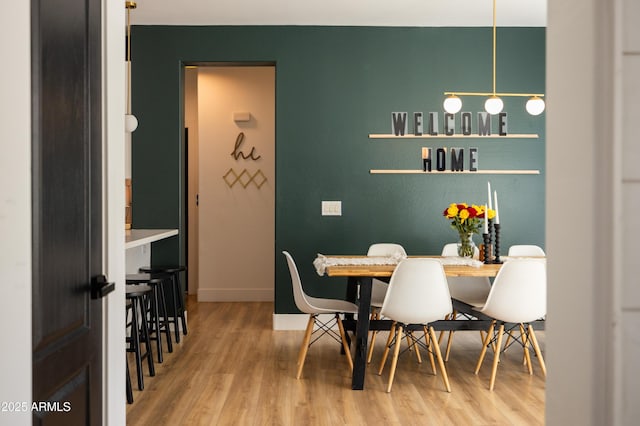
[125,1,138,132]
[443,0,545,116]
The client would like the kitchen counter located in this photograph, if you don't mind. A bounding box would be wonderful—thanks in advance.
[125,228,179,249]
[125,228,178,274]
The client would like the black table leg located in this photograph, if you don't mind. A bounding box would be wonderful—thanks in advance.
[352,276,371,390]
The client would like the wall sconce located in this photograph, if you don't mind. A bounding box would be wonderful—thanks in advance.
[125,1,138,132]
[233,112,252,122]
[443,0,545,116]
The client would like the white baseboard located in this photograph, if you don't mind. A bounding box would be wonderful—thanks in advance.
[197,288,274,302]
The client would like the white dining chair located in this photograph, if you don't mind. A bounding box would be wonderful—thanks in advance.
[472,258,547,390]
[439,243,492,360]
[376,258,453,393]
[508,244,545,256]
[282,251,358,379]
[506,244,547,326]
[365,243,407,363]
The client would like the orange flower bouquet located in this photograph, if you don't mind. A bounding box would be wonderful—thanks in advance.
[443,203,495,257]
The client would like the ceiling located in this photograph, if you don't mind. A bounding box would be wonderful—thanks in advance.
[131,0,547,27]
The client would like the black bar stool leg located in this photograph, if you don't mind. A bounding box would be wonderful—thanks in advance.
[138,295,156,377]
[157,278,173,353]
[126,359,133,404]
[173,273,188,337]
[129,299,144,390]
[149,286,163,363]
[169,275,181,343]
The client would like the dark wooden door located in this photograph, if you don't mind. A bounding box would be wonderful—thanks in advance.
[32,0,104,424]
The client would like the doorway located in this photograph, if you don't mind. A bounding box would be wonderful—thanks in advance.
[184,64,275,302]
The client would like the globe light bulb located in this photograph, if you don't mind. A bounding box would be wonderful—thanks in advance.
[443,95,462,114]
[525,96,545,115]
[484,96,504,115]
[125,114,138,133]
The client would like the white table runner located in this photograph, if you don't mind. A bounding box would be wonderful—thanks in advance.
[313,253,482,276]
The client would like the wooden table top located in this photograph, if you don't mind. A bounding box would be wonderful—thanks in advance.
[322,256,504,278]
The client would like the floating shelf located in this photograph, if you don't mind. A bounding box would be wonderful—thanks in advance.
[368,134,539,139]
[370,169,540,175]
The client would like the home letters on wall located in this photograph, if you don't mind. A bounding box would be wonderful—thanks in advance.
[367,111,540,175]
[421,147,478,172]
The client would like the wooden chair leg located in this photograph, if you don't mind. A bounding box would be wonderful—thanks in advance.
[424,327,436,375]
[367,311,380,363]
[378,322,396,375]
[386,325,403,393]
[503,332,512,351]
[444,330,455,362]
[408,331,422,364]
[520,324,533,374]
[489,323,505,391]
[296,315,315,379]
[428,326,451,392]
[475,321,496,374]
[336,315,353,372]
[405,333,414,352]
[366,331,377,363]
[528,325,547,377]
[442,310,459,360]
[438,313,451,344]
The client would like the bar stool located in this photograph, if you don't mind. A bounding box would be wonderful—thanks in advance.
[126,284,155,391]
[126,273,173,363]
[139,266,188,343]
[126,300,134,404]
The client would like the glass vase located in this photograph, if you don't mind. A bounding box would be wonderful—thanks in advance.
[457,232,476,258]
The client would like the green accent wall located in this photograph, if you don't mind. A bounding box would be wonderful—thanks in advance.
[131,26,545,314]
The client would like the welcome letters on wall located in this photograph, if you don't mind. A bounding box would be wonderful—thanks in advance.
[392,111,508,138]
[391,111,508,173]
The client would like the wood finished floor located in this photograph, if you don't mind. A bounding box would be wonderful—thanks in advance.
[126,297,545,425]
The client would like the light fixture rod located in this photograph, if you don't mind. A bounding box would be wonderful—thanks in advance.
[492,0,497,95]
[444,91,544,97]
[126,1,136,115]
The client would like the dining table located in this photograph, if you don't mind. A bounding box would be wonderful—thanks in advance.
[314,255,531,390]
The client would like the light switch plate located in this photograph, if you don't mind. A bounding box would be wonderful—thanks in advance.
[321,201,342,216]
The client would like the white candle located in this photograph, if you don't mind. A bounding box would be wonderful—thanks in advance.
[487,182,493,210]
[484,204,489,233]
[494,190,500,224]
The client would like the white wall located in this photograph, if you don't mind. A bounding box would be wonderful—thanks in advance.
[546,0,638,424]
[104,0,127,424]
[196,66,275,302]
[0,1,32,425]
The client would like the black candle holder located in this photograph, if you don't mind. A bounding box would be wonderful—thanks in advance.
[482,232,492,264]
[493,223,503,264]
[487,218,494,260]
